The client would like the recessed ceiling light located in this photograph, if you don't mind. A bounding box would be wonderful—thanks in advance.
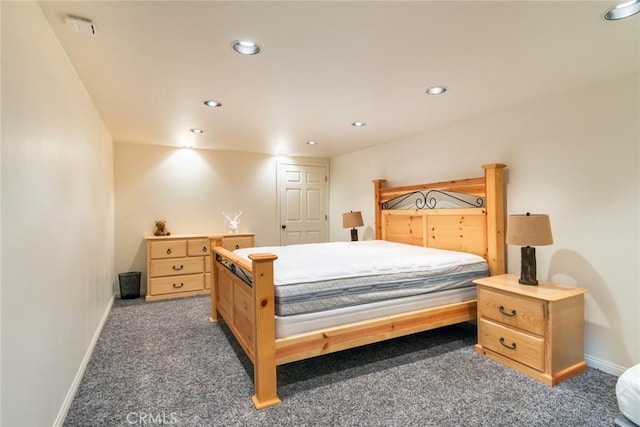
[190,128,203,134]
[426,86,447,95]
[352,121,367,127]
[203,100,222,107]
[604,0,640,20]
[306,140,318,145]
[232,40,261,55]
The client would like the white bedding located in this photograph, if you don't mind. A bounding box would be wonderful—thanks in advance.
[617,364,640,425]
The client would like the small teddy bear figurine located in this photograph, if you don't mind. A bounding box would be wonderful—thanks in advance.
[154,220,171,236]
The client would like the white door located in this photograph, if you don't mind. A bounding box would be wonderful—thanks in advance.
[278,163,328,245]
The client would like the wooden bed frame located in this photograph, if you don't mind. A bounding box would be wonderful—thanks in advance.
[209,163,506,409]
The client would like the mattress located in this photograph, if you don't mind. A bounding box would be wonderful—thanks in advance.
[231,240,488,316]
[274,286,477,338]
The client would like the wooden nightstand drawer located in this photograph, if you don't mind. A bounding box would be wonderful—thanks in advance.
[187,239,210,256]
[479,318,544,371]
[149,257,203,277]
[149,240,187,259]
[149,274,204,296]
[478,287,544,335]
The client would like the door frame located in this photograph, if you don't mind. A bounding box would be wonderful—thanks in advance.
[276,157,330,245]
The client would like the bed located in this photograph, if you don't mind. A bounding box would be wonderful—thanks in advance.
[209,163,506,409]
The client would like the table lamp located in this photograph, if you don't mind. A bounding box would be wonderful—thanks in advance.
[342,211,364,241]
[506,212,553,285]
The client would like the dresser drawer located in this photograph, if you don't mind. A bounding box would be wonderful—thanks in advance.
[149,240,187,259]
[149,274,204,296]
[223,235,254,251]
[479,318,544,371]
[149,257,203,277]
[188,239,210,256]
[478,287,545,336]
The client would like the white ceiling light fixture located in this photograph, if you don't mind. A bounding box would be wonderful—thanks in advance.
[352,121,367,127]
[604,0,640,20]
[306,140,318,145]
[189,128,203,134]
[426,86,447,95]
[232,40,261,55]
[203,100,222,107]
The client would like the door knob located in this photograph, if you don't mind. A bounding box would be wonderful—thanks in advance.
[281,225,287,229]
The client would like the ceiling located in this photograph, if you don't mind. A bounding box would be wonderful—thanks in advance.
[39,1,639,158]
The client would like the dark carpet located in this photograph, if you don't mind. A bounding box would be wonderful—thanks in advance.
[63,295,619,426]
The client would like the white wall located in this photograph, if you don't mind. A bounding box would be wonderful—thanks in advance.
[1,2,115,425]
[114,144,289,294]
[329,73,640,373]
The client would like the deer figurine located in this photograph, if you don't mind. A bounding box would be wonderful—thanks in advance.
[222,211,242,234]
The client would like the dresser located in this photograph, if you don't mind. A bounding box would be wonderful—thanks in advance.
[145,233,254,301]
[474,274,588,386]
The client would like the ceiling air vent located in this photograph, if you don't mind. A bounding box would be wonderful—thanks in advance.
[65,15,96,35]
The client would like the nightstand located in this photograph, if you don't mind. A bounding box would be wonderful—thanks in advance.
[474,274,588,386]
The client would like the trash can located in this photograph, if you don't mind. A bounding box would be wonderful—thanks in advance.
[118,272,141,299]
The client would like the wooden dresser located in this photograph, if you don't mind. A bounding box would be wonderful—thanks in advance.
[474,274,588,386]
[145,233,254,301]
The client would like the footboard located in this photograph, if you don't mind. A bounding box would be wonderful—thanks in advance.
[209,236,281,408]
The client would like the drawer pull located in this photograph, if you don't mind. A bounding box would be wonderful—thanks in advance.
[166,248,172,255]
[202,246,208,253]
[235,244,240,250]
[173,283,184,289]
[172,265,184,271]
[499,337,517,350]
[499,305,516,317]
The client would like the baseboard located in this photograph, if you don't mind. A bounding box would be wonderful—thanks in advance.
[53,295,115,427]
[585,353,628,377]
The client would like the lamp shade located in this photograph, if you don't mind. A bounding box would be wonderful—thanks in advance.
[342,211,364,229]
[506,213,553,246]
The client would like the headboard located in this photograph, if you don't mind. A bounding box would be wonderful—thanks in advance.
[373,163,506,275]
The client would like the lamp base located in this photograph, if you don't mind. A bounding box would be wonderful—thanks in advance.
[519,246,538,286]
[350,228,359,241]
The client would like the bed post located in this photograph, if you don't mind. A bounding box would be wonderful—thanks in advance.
[482,164,506,275]
[372,179,387,240]
[249,253,281,409]
[209,235,223,323]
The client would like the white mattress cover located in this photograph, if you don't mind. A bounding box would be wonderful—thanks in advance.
[617,363,640,425]
[275,286,477,339]
[233,240,487,286]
